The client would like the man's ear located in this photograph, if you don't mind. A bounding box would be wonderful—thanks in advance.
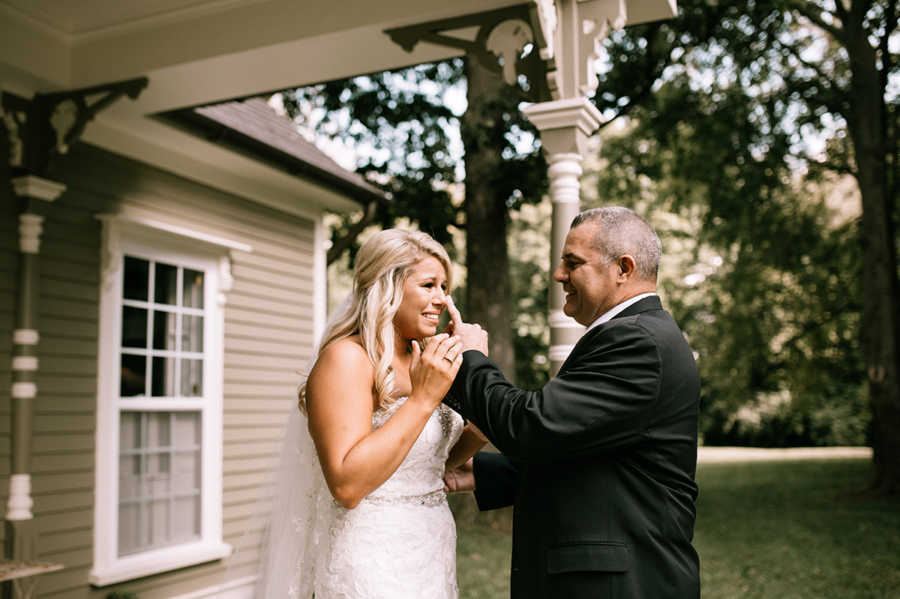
[617,255,637,280]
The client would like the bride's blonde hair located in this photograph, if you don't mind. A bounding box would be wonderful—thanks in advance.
[298,229,452,414]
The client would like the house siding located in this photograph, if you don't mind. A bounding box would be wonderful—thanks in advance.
[2,143,317,598]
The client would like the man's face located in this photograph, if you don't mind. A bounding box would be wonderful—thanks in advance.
[552,223,620,326]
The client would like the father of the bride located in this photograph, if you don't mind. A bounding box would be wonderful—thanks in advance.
[445,206,701,598]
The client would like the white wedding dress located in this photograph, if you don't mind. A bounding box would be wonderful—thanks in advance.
[257,399,465,598]
[314,400,464,598]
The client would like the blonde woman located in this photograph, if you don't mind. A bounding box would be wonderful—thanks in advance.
[256,229,486,599]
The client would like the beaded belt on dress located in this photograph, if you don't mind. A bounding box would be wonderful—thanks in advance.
[361,488,446,507]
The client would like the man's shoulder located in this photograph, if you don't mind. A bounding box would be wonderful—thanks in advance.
[574,308,684,366]
[566,317,660,371]
[589,308,670,339]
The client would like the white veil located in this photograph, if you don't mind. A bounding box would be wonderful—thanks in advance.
[251,296,355,598]
[253,402,328,598]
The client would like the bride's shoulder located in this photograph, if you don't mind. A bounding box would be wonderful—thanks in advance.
[307,337,375,415]
[312,335,373,378]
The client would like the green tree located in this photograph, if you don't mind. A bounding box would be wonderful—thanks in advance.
[590,0,897,490]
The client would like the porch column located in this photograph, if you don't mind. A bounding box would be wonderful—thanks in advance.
[523,97,602,374]
[525,0,633,372]
[6,175,65,561]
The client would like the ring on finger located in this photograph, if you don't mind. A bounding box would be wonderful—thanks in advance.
[442,355,454,363]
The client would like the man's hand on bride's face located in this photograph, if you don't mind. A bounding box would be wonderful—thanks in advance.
[444,296,489,356]
[443,458,475,494]
[408,334,463,410]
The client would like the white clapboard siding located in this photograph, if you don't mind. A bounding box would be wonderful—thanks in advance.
[1,142,324,599]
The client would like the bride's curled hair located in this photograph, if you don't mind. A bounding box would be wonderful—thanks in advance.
[298,229,452,414]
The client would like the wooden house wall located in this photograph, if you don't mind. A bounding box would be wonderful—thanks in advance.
[1,142,316,598]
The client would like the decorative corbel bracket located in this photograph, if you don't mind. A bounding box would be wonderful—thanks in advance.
[0,76,148,176]
[577,0,627,96]
[533,0,558,62]
[384,6,551,101]
[531,0,627,100]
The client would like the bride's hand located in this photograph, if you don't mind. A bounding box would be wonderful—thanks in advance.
[408,334,462,411]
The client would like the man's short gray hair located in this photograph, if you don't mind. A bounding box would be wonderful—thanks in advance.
[571,206,662,281]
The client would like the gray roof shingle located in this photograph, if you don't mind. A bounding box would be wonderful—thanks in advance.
[193,98,385,203]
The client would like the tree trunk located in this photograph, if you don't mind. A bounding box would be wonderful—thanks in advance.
[844,3,900,494]
[461,55,516,381]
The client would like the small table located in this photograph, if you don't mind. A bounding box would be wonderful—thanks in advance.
[0,560,64,599]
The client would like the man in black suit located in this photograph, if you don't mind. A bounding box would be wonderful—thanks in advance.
[444,206,701,598]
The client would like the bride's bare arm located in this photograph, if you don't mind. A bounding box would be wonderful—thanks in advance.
[307,335,462,509]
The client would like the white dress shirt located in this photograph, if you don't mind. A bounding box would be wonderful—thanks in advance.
[585,292,658,334]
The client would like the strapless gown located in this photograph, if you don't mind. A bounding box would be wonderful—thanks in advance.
[308,400,465,599]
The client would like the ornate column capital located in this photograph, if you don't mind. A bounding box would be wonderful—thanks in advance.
[523,96,603,155]
[12,175,65,254]
[12,175,66,202]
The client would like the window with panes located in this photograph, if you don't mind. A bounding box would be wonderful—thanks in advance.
[117,255,205,555]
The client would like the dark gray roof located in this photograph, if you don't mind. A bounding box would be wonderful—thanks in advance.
[186,97,385,204]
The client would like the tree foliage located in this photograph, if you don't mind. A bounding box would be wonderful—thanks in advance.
[280,56,547,381]
[282,60,466,255]
[588,0,897,458]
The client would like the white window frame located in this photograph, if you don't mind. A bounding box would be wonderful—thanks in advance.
[91,214,249,586]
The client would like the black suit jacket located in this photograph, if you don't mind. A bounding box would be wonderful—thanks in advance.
[445,296,700,599]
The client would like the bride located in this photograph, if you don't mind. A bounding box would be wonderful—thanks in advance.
[256,229,486,598]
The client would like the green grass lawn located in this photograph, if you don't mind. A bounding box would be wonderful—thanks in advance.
[452,458,900,598]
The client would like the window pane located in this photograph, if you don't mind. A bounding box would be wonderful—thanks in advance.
[173,496,201,542]
[151,357,176,397]
[149,499,169,546]
[173,451,200,494]
[154,263,178,305]
[118,411,201,555]
[152,310,177,351]
[180,359,203,397]
[147,453,170,496]
[174,413,200,446]
[181,315,203,352]
[183,269,204,308]
[119,414,143,503]
[121,307,148,348]
[118,502,141,556]
[120,412,142,449]
[120,355,146,397]
[119,455,141,500]
[123,256,149,301]
[147,413,171,448]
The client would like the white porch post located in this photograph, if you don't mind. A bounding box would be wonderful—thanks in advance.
[524,98,602,373]
[7,175,64,561]
[526,0,628,373]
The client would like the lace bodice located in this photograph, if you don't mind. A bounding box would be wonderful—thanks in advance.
[365,399,463,504]
[308,401,465,599]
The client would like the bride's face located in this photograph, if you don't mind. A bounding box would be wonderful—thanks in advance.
[393,256,449,341]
